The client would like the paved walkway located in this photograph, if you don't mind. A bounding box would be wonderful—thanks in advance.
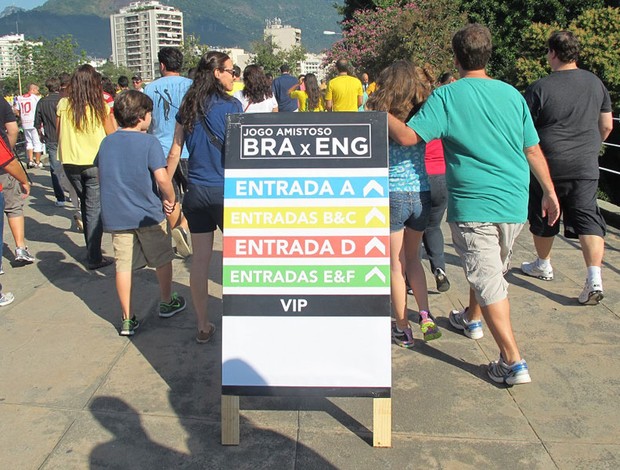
[0,167,618,469]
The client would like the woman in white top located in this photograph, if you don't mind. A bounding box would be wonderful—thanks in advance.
[233,65,278,113]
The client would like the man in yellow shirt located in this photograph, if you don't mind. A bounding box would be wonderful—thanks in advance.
[325,59,363,112]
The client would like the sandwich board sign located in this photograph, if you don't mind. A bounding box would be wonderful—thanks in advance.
[221,112,391,446]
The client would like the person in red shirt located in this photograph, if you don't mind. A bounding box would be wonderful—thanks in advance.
[421,72,455,293]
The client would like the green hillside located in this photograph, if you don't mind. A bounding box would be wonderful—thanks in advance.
[0,0,342,56]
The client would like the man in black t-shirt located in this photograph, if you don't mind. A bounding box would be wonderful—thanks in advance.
[520,30,613,305]
[34,76,77,207]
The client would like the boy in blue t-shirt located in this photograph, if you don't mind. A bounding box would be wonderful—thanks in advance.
[96,90,186,336]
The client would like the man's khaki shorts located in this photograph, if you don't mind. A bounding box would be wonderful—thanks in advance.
[0,174,24,218]
[111,220,174,273]
[450,222,523,307]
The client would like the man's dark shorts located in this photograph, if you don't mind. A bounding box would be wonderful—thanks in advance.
[528,178,606,239]
[182,184,223,234]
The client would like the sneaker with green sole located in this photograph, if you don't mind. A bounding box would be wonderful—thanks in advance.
[120,316,140,336]
[419,310,442,341]
[159,292,187,318]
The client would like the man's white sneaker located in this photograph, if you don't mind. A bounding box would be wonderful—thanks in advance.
[578,280,603,305]
[521,259,554,281]
[448,307,484,340]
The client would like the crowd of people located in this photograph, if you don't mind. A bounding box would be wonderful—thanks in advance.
[0,24,612,385]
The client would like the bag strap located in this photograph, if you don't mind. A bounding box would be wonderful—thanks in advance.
[199,115,223,153]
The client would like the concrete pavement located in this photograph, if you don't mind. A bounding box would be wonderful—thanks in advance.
[0,166,618,469]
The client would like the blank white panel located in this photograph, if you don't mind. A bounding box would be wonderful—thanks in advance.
[222,316,391,388]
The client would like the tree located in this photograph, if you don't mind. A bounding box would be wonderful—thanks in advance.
[97,61,134,84]
[180,34,210,74]
[515,6,620,109]
[337,0,402,24]
[251,37,307,76]
[460,0,610,81]
[326,0,466,79]
[16,35,86,91]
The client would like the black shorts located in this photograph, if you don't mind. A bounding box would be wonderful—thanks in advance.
[528,178,606,239]
[182,183,224,234]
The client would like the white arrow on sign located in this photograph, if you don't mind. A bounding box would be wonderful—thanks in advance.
[363,180,385,197]
[365,267,386,283]
[365,237,386,255]
[365,207,386,225]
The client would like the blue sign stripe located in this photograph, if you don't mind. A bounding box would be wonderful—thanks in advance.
[224,176,388,199]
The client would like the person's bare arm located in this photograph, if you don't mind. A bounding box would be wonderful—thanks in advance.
[153,167,175,215]
[599,112,613,141]
[387,113,421,146]
[524,144,559,226]
[5,121,18,149]
[166,123,184,180]
[103,111,117,135]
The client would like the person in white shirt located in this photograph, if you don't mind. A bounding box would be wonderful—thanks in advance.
[233,65,278,113]
[14,83,43,168]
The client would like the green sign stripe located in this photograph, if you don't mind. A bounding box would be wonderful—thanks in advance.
[223,265,390,288]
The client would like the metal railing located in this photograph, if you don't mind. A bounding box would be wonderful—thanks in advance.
[600,116,620,175]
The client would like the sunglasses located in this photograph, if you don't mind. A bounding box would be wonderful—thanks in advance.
[222,68,235,76]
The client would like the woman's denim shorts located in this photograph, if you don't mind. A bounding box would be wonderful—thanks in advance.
[389,191,431,233]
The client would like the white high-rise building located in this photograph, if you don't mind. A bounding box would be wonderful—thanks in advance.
[110,1,184,82]
[299,53,326,81]
[0,34,24,79]
[264,18,301,51]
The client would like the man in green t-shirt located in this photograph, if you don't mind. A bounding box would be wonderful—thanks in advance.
[389,24,560,386]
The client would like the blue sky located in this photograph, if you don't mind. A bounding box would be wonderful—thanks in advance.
[0,0,46,11]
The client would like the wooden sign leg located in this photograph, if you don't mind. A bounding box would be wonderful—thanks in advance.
[373,397,392,448]
[221,395,240,445]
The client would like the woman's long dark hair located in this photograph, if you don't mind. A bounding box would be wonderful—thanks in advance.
[178,51,232,133]
[241,64,273,104]
[66,64,108,131]
[304,73,321,111]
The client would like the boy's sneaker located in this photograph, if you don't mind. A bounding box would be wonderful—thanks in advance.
[418,310,442,341]
[449,307,484,340]
[36,162,44,169]
[434,268,450,292]
[0,292,15,306]
[159,292,187,318]
[487,355,532,385]
[391,320,415,348]
[55,200,67,207]
[520,259,554,281]
[27,161,36,168]
[578,280,604,305]
[120,316,140,336]
[15,247,35,264]
[172,226,192,258]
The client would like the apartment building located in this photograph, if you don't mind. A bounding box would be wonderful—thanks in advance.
[110,1,184,82]
[299,53,326,81]
[264,18,301,51]
[0,34,24,79]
